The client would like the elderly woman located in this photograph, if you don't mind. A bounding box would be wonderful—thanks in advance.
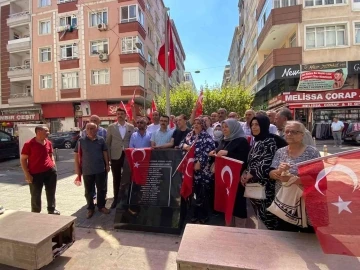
[209,119,250,227]
[213,123,223,148]
[269,121,320,232]
[180,117,215,224]
[242,115,278,230]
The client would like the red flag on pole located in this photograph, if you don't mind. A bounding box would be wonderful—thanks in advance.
[124,148,152,185]
[157,16,176,77]
[299,149,360,257]
[177,143,196,199]
[120,101,133,121]
[195,90,203,117]
[149,99,158,122]
[214,156,243,225]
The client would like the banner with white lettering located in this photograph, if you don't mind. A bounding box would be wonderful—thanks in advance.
[297,62,348,92]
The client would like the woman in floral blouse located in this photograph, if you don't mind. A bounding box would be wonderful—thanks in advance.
[180,117,216,224]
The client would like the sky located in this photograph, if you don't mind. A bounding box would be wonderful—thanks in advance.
[165,0,239,90]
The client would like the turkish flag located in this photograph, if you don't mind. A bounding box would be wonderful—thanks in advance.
[124,148,152,185]
[120,101,133,121]
[195,91,203,117]
[299,150,360,257]
[157,16,176,77]
[177,143,196,199]
[149,99,158,122]
[214,156,243,225]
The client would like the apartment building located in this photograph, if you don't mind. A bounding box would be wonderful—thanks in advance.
[235,0,360,133]
[183,71,196,91]
[0,0,41,135]
[221,65,231,87]
[23,0,186,132]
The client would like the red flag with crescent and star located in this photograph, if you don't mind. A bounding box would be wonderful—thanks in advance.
[299,149,360,257]
[124,148,152,185]
[214,156,243,225]
[177,143,196,199]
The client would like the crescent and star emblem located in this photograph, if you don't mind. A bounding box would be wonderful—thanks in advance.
[315,164,359,195]
[185,158,195,178]
[131,149,146,162]
[221,166,233,195]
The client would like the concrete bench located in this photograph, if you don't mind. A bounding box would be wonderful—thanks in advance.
[177,224,360,270]
[0,210,76,269]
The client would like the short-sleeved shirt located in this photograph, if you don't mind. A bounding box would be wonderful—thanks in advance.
[172,128,191,147]
[82,127,107,140]
[331,121,344,132]
[74,136,107,176]
[21,138,55,174]
[147,124,160,135]
[151,129,174,146]
[129,131,151,148]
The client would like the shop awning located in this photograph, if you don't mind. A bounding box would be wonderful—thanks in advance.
[90,101,108,116]
[42,103,74,118]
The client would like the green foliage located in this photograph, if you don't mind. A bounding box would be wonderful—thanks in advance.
[155,83,254,117]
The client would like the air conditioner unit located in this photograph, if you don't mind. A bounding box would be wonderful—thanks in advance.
[97,23,107,31]
[75,105,81,112]
[99,53,109,62]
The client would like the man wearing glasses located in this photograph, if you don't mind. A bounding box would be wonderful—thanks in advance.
[129,117,151,148]
[151,115,174,149]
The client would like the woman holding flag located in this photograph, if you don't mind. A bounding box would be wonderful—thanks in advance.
[180,117,215,224]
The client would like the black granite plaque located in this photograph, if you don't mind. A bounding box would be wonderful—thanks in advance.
[114,149,183,234]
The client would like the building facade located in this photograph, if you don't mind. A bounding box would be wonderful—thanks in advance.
[221,65,231,88]
[235,0,360,137]
[183,71,196,91]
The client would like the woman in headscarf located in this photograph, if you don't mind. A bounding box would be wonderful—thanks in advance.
[209,119,250,227]
[242,115,278,230]
[180,117,215,224]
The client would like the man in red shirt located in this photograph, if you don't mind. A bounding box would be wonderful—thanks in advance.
[20,126,59,214]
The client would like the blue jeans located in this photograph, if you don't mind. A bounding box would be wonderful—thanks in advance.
[333,131,342,146]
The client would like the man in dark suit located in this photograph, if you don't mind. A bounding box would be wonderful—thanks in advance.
[106,108,134,208]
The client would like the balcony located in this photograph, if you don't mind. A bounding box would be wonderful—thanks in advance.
[257,47,302,80]
[7,65,31,81]
[60,88,81,99]
[120,86,145,97]
[119,53,146,67]
[7,37,30,53]
[7,11,30,27]
[118,22,146,40]
[8,92,33,106]
[257,5,302,51]
[58,0,78,14]
[58,29,78,41]
[59,58,79,70]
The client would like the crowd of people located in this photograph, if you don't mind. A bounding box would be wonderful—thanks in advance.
[20,104,324,233]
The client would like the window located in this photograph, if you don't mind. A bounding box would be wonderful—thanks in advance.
[91,69,109,85]
[274,0,297,8]
[121,36,143,54]
[257,1,272,34]
[60,15,77,27]
[252,35,257,48]
[121,5,144,26]
[289,33,297,47]
[123,68,145,87]
[252,63,257,77]
[306,24,347,49]
[0,132,11,142]
[354,0,360,10]
[148,77,154,90]
[148,51,154,65]
[61,72,79,89]
[90,40,108,55]
[60,44,78,60]
[40,74,52,89]
[39,20,51,35]
[39,0,51,7]
[58,0,75,3]
[355,22,360,44]
[89,10,108,27]
[40,47,51,62]
[305,0,346,7]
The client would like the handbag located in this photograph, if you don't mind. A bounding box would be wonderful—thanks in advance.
[244,183,266,200]
[267,177,307,228]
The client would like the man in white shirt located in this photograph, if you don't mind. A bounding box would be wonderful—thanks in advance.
[147,111,160,135]
[331,117,344,147]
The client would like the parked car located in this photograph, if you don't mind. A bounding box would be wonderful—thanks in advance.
[344,123,360,145]
[0,130,19,159]
[48,131,80,149]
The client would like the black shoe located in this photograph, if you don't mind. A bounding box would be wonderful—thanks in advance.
[110,202,117,209]
[48,209,60,215]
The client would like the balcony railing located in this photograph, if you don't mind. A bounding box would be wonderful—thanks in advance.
[7,37,31,52]
[9,92,32,99]
[9,64,31,72]
[8,64,31,80]
[7,11,30,27]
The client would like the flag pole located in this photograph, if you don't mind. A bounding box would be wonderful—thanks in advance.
[164,8,171,116]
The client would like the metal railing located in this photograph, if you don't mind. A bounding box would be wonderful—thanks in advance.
[9,64,31,71]
[9,92,32,99]
[8,11,30,18]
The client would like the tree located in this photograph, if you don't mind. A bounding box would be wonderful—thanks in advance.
[155,83,253,117]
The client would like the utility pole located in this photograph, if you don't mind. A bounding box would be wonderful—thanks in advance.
[164,8,170,116]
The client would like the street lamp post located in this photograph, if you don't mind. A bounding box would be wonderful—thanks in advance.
[135,42,147,115]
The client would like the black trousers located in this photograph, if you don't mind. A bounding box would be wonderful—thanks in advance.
[83,172,107,210]
[29,168,57,213]
[111,153,125,204]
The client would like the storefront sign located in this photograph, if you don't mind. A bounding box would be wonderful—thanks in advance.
[284,89,360,103]
[348,61,360,75]
[108,104,119,116]
[275,65,301,79]
[297,62,348,91]
[82,116,116,121]
[268,95,285,107]
[290,102,360,109]
[0,113,40,121]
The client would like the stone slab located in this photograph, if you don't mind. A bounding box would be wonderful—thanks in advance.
[177,224,360,270]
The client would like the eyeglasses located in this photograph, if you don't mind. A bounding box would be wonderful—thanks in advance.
[285,130,303,135]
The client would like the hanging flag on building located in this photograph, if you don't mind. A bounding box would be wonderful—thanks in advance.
[298,149,360,257]
[195,90,203,117]
[124,148,152,185]
[214,156,243,225]
[157,16,176,77]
